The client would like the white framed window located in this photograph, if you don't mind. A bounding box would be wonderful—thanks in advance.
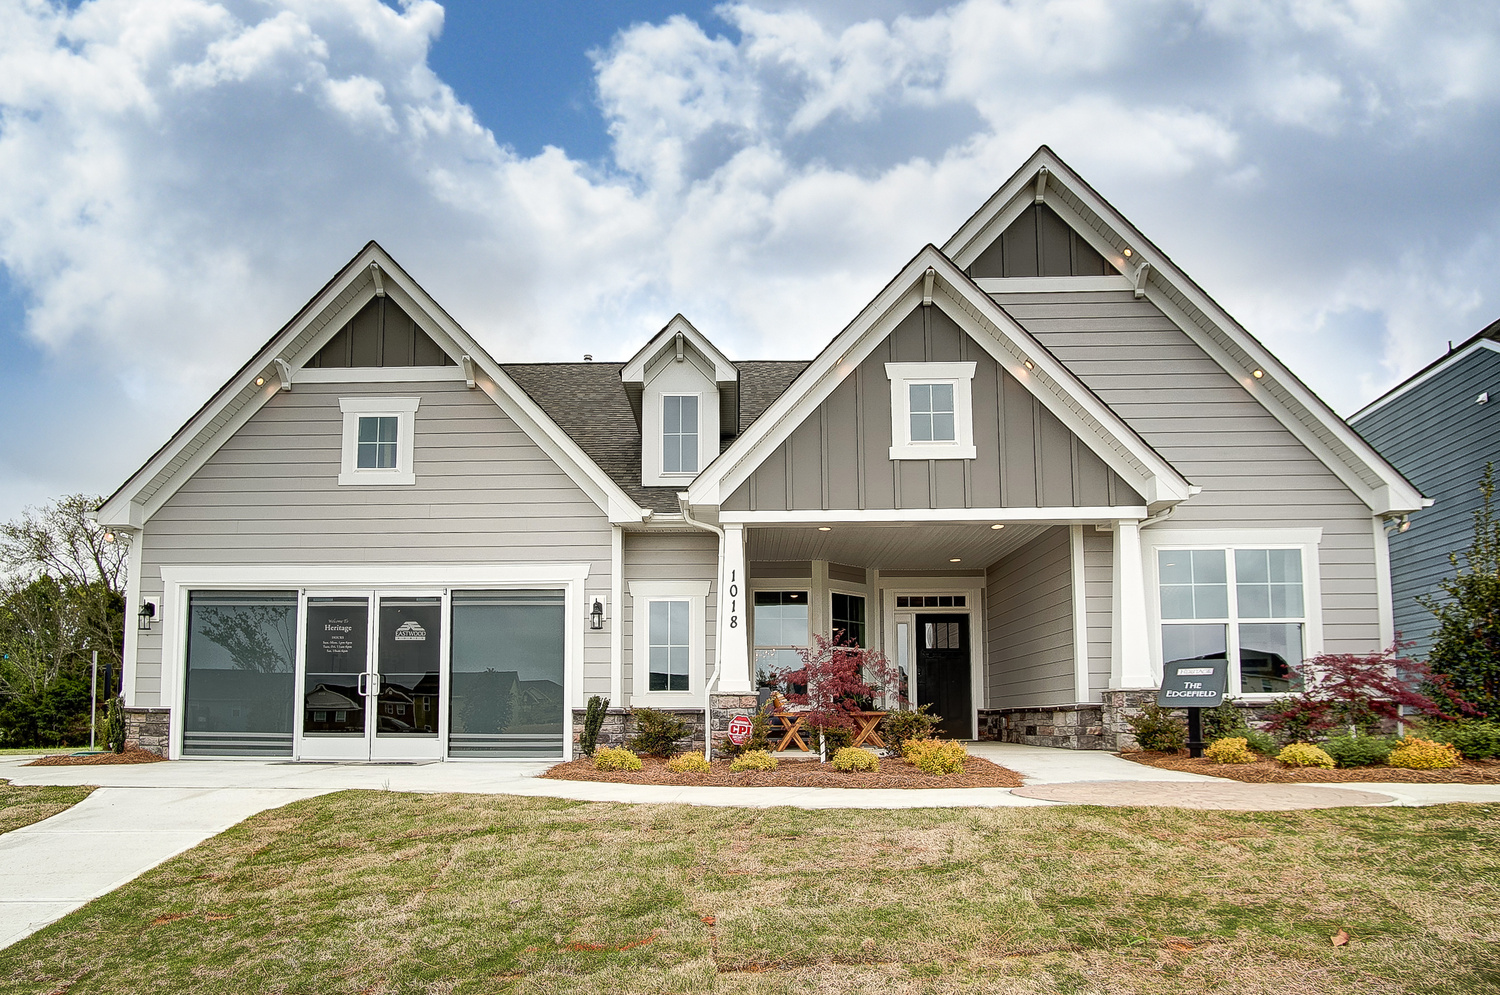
[1147,530,1322,697]
[830,591,866,647]
[886,362,977,460]
[661,393,700,474]
[752,590,808,687]
[339,397,419,485]
[628,580,708,699]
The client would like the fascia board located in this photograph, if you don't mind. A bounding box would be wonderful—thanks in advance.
[622,315,738,384]
[98,244,386,526]
[1025,151,1426,516]
[1350,338,1500,421]
[689,247,1191,508]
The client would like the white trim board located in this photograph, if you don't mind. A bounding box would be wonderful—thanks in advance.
[1349,338,1500,421]
[720,507,1149,525]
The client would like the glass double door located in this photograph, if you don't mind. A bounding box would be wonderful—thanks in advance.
[299,592,443,761]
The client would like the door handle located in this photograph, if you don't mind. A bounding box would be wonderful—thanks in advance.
[357,672,368,697]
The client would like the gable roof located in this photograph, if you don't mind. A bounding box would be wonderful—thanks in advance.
[97,242,651,528]
[686,244,1196,511]
[945,146,1426,516]
[1349,316,1500,422]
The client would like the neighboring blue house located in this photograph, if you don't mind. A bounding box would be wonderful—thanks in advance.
[1350,318,1500,657]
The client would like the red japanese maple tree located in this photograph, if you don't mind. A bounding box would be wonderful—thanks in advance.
[775,631,907,754]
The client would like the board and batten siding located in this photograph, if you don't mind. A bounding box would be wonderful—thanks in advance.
[131,379,613,706]
[1351,343,1500,656]
[724,302,1143,513]
[621,530,719,702]
[997,289,1383,654]
[984,526,1076,708]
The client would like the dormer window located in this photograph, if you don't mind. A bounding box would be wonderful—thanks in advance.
[662,394,700,474]
[887,362,977,460]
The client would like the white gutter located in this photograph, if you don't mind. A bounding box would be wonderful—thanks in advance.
[679,494,726,762]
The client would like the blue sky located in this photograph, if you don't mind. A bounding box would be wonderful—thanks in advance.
[2,0,1499,522]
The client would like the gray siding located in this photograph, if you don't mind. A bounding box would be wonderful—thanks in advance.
[727,302,1144,512]
[133,380,613,705]
[985,526,1075,708]
[1082,527,1113,699]
[998,290,1384,654]
[1352,344,1500,656]
[622,530,719,701]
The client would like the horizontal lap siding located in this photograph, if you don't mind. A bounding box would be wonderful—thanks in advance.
[622,531,719,703]
[997,291,1382,655]
[985,527,1076,707]
[1083,528,1113,699]
[1351,346,1500,655]
[133,381,612,705]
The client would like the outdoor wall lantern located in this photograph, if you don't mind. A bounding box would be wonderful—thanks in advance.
[590,598,605,631]
[137,601,156,631]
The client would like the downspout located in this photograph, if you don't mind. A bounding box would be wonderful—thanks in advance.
[680,494,725,762]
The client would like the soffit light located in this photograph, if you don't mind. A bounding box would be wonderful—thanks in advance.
[1023,360,1035,371]
[1122,247,1133,258]
[817,526,832,531]
[990,524,1005,530]
[254,376,265,386]
[1252,369,1265,379]
[949,557,962,563]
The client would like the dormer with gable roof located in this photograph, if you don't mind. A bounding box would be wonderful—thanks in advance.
[620,315,739,488]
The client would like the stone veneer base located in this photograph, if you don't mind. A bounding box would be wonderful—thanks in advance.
[569,694,760,757]
[124,707,171,757]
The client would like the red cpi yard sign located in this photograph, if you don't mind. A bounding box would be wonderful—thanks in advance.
[726,715,752,745]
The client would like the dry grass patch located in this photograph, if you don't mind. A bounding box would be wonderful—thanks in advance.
[1122,750,1500,783]
[0,792,1496,994]
[0,779,94,835]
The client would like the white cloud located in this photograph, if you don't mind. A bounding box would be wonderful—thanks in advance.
[0,0,1499,514]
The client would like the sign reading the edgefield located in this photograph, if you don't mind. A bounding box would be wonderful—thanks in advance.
[1156,659,1228,708]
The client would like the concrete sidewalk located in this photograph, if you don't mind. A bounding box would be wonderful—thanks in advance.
[2,743,1496,951]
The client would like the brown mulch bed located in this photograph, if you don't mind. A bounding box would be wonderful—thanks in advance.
[26,746,167,767]
[542,753,1024,789]
[1119,750,1500,784]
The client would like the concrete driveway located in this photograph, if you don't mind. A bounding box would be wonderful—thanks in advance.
[2,743,1496,950]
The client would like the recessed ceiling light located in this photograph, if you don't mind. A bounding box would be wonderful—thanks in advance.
[1123,247,1133,258]
[1252,369,1265,379]
[949,557,962,563]
[817,526,832,531]
[990,524,1005,530]
[254,376,265,386]
[1023,360,1035,371]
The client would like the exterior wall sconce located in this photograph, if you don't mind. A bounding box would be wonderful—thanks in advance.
[590,597,606,631]
[137,601,157,631]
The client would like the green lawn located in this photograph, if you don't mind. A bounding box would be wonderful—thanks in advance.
[2,792,1497,994]
[0,779,94,835]
[0,747,77,756]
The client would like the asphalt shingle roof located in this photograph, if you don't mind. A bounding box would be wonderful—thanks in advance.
[501,359,812,513]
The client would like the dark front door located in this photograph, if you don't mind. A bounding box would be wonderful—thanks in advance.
[916,614,972,739]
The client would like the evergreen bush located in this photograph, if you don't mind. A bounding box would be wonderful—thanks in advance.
[592,746,642,771]
[1322,731,1395,768]
[1124,701,1186,752]
[666,752,710,774]
[903,738,967,775]
[717,704,772,757]
[102,695,125,754]
[629,707,691,758]
[1243,729,1278,756]
[729,750,777,772]
[1420,464,1500,719]
[1276,743,1335,768]
[879,705,940,755]
[1203,737,1256,764]
[830,747,878,772]
[579,695,609,757]
[1420,720,1500,760]
[1388,737,1462,770]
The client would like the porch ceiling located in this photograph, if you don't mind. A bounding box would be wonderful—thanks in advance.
[746,522,1053,572]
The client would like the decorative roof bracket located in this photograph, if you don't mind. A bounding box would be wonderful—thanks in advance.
[370,262,385,297]
[461,355,477,389]
[1133,260,1152,299]
[273,358,293,392]
[1034,166,1049,205]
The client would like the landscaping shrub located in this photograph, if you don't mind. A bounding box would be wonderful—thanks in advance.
[806,723,852,757]
[579,695,609,757]
[830,747,878,773]
[1204,700,1251,741]
[102,695,125,754]
[1276,743,1335,768]
[880,704,940,755]
[1420,464,1500,719]
[904,738,967,775]
[1203,737,1256,764]
[592,746,642,771]
[666,752,710,774]
[1322,731,1395,768]
[1421,720,1500,760]
[729,750,777,772]
[1243,729,1278,757]
[1124,701,1186,752]
[1388,737,1462,770]
[629,707,690,758]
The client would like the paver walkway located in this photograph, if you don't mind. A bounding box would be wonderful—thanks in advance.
[2,742,1496,950]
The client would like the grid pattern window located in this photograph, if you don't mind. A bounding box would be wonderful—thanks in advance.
[1157,548,1307,695]
[753,591,807,686]
[908,383,956,442]
[356,416,399,469]
[830,593,866,647]
[895,595,966,609]
[662,394,699,474]
[648,600,691,692]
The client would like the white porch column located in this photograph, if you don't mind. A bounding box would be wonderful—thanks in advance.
[609,524,624,707]
[718,523,752,692]
[1110,518,1154,688]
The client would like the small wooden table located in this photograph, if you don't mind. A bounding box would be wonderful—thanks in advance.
[773,712,809,752]
[848,711,887,749]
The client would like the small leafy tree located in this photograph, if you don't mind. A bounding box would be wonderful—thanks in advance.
[776,632,906,759]
[1421,463,1500,718]
[1264,642,1467,742]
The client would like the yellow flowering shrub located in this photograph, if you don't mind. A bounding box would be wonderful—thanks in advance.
[1276,743,1335,769]
[666,752,711,774]
[904,738,968,775]
[1204,736,1257,764]
[831,747,878,772]
[728,749,778,772]
[1387,737,1462,770]
[592,746,642,772]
